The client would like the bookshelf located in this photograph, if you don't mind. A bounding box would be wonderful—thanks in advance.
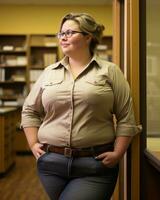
[0,34,29,106]
[0,34,59,106]
[95,36,113,61]
[29,34,58,90]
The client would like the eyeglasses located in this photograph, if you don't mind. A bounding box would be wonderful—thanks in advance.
[56,30,86,39]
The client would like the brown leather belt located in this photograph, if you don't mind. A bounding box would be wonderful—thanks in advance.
[42,143,114,158]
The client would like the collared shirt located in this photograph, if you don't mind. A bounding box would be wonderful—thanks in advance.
[21,54,140,148]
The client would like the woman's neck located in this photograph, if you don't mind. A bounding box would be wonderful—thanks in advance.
[68,51,92,79]
[69,51,92,69]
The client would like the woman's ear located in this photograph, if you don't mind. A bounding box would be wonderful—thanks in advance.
[85,34,92,44]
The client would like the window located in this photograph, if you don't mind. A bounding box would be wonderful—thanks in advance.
[146,0,160,160]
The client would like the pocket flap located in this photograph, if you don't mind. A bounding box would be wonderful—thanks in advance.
[43,68,64,86]
[86,76,106,86]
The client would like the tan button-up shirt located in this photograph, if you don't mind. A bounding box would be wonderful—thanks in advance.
[21,55,140,148]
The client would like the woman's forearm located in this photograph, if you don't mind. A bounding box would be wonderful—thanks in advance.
[23,127,45,159]
[114,136,133,159]
[23,127,39,149]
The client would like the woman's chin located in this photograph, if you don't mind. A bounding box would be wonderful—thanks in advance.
[62,50,72,56]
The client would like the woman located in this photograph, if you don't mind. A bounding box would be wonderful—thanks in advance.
[21,13,141,200]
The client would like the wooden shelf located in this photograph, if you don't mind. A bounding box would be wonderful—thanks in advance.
[95,36,113,61]
[29,34,58,68]
[0,81,26,84]
[0,65,27,68]
[0,50,27,54]
[0,34,59,107]
[30,45,58,48]
[0,95,18,100]
[0,35,28,107]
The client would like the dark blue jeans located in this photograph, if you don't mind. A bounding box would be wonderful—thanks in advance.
[37,152,119,200]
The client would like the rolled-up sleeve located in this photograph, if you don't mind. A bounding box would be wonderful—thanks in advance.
[109,64,142,137]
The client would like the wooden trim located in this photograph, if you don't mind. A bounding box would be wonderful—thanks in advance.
[113,0,120,65]
[112,1,121,200]
[124,0,130,80]
[113,1,141,200]
[127,0,140,200]
[144,150,160,172]
[124,3,131,199]
[139,1,146,199]
[113,1,128,200]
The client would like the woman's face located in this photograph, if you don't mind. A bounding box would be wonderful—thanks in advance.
[59,20,91,56]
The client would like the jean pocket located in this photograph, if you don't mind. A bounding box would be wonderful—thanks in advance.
[37,152,47,163]
[95,159,119,175]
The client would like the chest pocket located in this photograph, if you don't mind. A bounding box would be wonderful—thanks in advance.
[42,68,64,88]
[41,67,65,107]
[83,75,113,106]
[85,74,112,90]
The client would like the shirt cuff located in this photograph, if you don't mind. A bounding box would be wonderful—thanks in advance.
[116,124,142,137]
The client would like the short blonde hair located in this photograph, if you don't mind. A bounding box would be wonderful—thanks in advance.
[60,13,105,54]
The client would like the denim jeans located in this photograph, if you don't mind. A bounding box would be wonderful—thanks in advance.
[37,152,119,200]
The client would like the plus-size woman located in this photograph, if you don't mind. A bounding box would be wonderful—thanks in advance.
[21,13,141,200]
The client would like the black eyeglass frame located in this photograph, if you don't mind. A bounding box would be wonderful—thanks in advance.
[56,30,87,39]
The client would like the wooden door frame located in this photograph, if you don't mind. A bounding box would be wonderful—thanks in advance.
[112,0,140,200]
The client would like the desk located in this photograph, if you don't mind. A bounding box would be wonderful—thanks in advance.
[0,107,17,174]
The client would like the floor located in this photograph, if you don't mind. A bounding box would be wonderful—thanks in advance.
[0,155,49,200]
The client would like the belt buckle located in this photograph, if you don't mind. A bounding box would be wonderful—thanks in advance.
[64,147,72,157]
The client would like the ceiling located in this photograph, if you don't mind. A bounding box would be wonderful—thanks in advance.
[0,0,112,5]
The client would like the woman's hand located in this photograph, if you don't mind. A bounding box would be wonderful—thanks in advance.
[95,136,133,167]
[31,143,46,160]
[95,151,120,168]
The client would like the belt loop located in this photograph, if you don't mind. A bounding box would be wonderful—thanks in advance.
[90,147,96,157]
[46,144,50,153]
